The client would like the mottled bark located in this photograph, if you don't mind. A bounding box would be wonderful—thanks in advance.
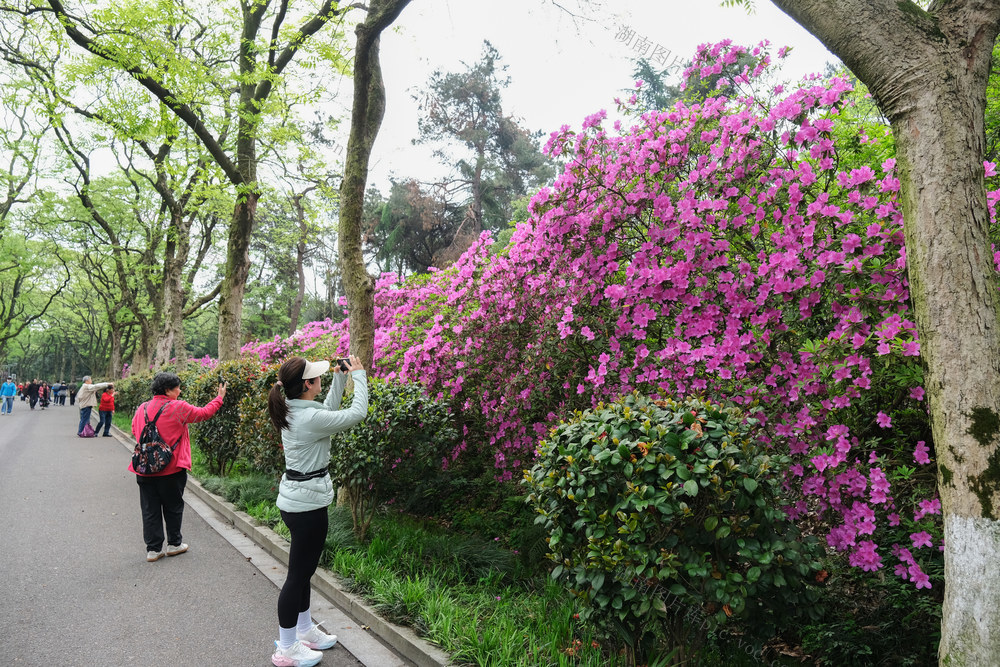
[336,0,411,512]
[771,1,1000,663]
[108,326,123,379]
[339,0,413,369]
[290,192,309,335]
[218,192,258,360]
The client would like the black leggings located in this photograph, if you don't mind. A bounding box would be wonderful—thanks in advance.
[277,507,329,628]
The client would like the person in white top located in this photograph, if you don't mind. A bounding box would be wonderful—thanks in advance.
[76,375,112,436]
[266,355,368,667]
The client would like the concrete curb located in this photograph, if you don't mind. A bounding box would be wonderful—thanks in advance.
[112,423,452,667]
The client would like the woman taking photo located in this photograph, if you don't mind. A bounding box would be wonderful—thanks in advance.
[267,355,368,667]
[130,372,226,561]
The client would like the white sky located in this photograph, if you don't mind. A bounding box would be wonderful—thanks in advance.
[365,0,838,190]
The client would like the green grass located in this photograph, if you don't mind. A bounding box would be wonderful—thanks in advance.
[112,411,132,434]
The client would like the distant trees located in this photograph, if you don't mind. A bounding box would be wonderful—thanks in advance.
[364,41,554,274]
[15,0,355,360]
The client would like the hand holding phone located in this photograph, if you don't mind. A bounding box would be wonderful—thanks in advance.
[335,358,350,372]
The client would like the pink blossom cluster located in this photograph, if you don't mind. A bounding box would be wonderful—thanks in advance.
[192,355,218,370]
[240,318,346,363]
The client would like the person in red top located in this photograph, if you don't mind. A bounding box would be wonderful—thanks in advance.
[96,384,115,437]
[129,371,227,562]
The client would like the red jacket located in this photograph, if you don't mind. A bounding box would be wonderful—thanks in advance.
[129,394,224,477]
[99,392,115,412]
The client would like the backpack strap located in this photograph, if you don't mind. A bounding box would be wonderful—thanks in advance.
[142,402,182,451]
[144,402,170,426]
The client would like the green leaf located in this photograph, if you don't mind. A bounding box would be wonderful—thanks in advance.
[704,516,719,532]
[743,477,758,493]
[684,479,698,496]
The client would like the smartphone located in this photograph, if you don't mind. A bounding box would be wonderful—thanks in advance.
[335,358,350,372]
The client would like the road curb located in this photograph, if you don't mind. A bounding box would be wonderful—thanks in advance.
[112,423,452,667]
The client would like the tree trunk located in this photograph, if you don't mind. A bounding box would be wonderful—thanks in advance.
[290,193,308,335]
[769,1,1000,663]
[339,0,412,370]
[218,192,258,360]
[336,0,411,511]
[109,325,123,379]
[896,75,1000,667]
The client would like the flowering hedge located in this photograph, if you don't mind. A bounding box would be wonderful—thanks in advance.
[232,41,1000,589]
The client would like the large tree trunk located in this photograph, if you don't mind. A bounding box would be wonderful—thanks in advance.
[340,0,412,370]
[336,0,411,513]
[290,193,308,335]
[770,1,1000,663]
[218,192,258,360]
[108,325,123,379]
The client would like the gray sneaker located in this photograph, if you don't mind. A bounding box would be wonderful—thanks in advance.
[146,550,165,562]
[165,543,188,556]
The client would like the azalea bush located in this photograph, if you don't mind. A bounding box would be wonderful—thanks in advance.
[232,41,962,597]
[525,393,823,659]
[235,363,284,475]
[347,40,944,589]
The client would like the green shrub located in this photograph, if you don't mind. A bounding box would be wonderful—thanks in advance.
[234,363,285,475]
[329,378,459,540]
[188,358,265,475]
[113,372,156,417]
[524,393,824,659]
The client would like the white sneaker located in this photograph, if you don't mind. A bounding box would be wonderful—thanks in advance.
[165,543,188,556]
[271,640,322,667]
[146,550,165,562]
[297,623,338,650]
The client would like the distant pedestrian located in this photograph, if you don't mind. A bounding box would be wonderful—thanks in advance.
[97,384,115,436]
[53,381,65,406]
[68,382,78,406]
[266,355,368,667]
[76,376,111,435]
[26,379,39,410]
[0,378,15,415]
[38,382,50,409]
[129,372,226,563]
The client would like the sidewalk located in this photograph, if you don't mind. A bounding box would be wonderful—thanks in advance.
[0,401,449,666]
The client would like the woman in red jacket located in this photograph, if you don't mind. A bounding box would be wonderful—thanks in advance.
[130,372,227,562]
[97,384,115,436]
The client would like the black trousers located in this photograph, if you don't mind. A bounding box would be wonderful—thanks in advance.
[277,507,329,628]
[136,470,187,552]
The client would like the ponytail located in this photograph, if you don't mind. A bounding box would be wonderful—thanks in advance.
[267,356,309,432]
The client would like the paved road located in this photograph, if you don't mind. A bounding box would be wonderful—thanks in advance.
[0,401,373,666]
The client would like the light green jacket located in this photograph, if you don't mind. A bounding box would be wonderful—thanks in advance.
[276,370,368,513]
